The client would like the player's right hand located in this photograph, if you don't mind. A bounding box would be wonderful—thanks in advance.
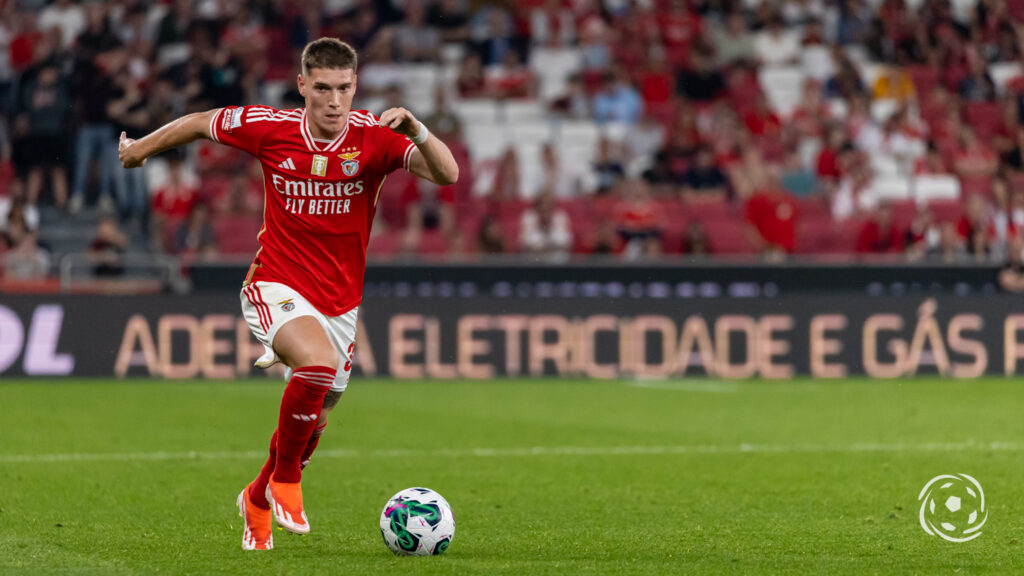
[118,131,147,168]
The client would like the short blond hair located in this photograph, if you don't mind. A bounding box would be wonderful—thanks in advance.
[301,38,358,75]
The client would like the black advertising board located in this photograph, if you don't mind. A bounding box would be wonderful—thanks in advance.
[3,294,1024,380]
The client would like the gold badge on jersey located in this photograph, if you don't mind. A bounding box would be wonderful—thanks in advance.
[311,154,328,177]
[338,151,361,177]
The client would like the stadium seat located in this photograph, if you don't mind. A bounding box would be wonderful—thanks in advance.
[1006,171,1024,192]
[463,123,508,162]
[989,62,1023,96]
[928,198,964,222]
[827,99,849,119]
[887,199,918,227]
[797,218,837,254]
[555,121,600,150]
[758,66,805,116]
[873,177,913,202]
[843,45,871,64]
[800,46,834,81]
[797,196,830,222]
[964,102,1003,138]
[702,218,754,254]
[913,175,960,202]
[683,199,734,224]
[856,62,884,90]
[508,120,551,147]
[367,230,404,258]
[906,65,940,96]
[959,176,993,199]
[870,154,902,177]
[214,216,262,254]
[870,98,899,123]
[453,99,499,125]
[501,100,546,124]
[1010,0,1024,22]
[417,230,450,255]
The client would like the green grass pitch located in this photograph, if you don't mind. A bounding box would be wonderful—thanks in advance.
[1,377,1023,575]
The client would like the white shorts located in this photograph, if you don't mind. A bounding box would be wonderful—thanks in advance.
[240,281,357,392]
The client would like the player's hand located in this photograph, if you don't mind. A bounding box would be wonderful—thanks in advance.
[118,131,147,169]
[378,107,422,140]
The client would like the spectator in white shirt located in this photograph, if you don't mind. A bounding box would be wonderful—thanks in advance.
[520,191,573,260]
[753,16,801,66]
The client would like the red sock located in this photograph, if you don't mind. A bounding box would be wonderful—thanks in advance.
[248,428,278,510]
[272,366,335,483]
[300,423,327,470]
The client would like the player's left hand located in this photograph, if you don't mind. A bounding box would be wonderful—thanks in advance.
[118,131,147,169]
[378,108,422,140]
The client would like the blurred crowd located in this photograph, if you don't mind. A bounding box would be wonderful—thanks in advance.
[5,0,1024,283]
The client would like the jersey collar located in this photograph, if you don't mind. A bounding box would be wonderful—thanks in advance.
[300,108,350,153]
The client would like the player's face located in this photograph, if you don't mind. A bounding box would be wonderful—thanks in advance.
[298,67,357,138]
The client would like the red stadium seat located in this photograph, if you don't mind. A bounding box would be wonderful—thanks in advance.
[964,102,1003,139]
[887,199,917,228]
[1007,172,1024,194]
[797,196,830,222]
[959,176,993,199]
[702,218,754,254]
[797,218,836,254]
[907,65,940,98]
[214,215,263,254]
[682,198,734,224]
[367,230,404,258]
[417,230,450,255]
[928,199,964,223]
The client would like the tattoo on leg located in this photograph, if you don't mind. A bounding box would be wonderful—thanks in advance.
[322,389,343,412]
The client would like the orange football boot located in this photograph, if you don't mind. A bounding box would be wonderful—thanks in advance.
[266,478,310,534]
[237,484,273,550]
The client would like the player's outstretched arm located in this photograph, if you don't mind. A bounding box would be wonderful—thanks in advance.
[118,109,219,168]
[379,107,459,186]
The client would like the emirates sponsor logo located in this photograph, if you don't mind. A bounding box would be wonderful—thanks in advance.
[271,174,364,198]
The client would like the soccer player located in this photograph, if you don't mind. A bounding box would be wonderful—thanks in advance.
[118,38,458,550]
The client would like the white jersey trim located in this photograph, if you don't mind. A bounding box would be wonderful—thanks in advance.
[300,108,350,153]
[209,108,222,143]
[403,142,416,171]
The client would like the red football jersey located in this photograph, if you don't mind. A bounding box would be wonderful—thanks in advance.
[209,106,416,316]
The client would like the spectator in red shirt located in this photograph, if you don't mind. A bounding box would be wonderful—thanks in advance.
[488,50,536,100]
[816,124,847,182]
[743,93,782,139]
[956,194,994,258]
[615,178,662,259]
[744,181,800,257]
[856,205,904,254]
[659,0,702,68]
[455,52,487,98]
[151,154,198,252]
[952,127,999,180]
[789,79,830,140]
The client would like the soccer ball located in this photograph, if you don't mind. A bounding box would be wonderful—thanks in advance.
[379,487,455,556]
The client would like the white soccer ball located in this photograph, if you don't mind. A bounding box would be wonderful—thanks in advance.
[379,487,455,556]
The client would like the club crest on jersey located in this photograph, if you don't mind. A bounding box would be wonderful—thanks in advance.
[311,155,328,177]
[338,151,361,177]
[279,299,295,312]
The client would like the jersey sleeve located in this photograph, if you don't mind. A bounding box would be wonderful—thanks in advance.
[208,105,276,156]
[364,112,417,174]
